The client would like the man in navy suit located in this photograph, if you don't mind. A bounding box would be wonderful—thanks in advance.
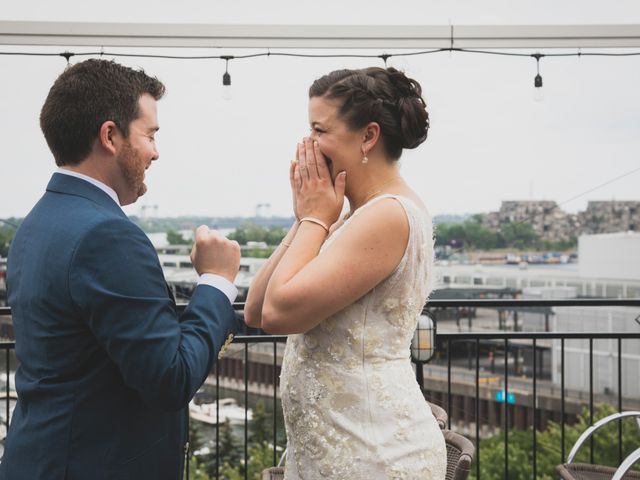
[1,59,242,479]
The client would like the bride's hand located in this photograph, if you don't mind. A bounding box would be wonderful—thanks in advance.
[289,147,300,221]
[293,137,346,227]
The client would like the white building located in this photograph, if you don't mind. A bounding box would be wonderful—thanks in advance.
[579,231,640,282]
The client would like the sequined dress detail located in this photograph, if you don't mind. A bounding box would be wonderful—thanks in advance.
[280,194,447,479]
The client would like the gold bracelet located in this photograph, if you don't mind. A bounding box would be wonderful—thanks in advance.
[299,217,329,234]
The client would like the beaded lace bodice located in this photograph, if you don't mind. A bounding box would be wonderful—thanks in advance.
[280,194,446,480]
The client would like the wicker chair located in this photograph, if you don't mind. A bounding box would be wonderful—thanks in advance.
[556,462,640,480]
[427,400,448,430]
[556,411,640,480]
[261,466,284,480]
[444,429,475,480]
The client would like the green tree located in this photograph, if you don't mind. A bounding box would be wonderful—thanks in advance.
[500,222,539,249]
[242,247,276,259]
[228,223,288,246]
[264,227,287,246]
[249,401,272,445]
[218,442,280,480]
[187,456,212,480]
[188,420,207,459]
[166,228,191,245]
[435,218,500,251]
[462,220,500,250]
[227,228,247,245]
[0,219,20,257]
[212,399,284,479]
[470,403,639,480]
[204,419,241,477]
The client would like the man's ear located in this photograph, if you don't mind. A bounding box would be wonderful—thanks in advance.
[98,121,119,155]
[362,122,381,153]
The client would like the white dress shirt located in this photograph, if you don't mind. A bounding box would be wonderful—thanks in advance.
[55,168,238,304]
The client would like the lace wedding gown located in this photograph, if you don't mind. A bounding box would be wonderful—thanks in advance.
[280,194,447,480]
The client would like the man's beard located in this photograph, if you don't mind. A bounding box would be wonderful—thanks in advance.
[117,141,148,200]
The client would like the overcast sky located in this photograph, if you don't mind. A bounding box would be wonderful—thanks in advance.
[1,1,639,219]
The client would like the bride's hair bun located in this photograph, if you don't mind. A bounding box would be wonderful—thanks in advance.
[309,66,429,160]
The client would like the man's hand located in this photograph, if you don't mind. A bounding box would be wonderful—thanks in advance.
[191,226,241,283]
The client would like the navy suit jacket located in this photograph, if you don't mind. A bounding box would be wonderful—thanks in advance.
[1,173,239,480]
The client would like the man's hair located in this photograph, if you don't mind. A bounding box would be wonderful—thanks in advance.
[40,59,165,166]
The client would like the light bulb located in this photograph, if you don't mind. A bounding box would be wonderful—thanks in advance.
[222,72,232,100]
[533,74,544,102]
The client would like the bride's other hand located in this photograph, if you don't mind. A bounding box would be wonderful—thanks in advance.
[294,137,346,227]
[289,147,300,221]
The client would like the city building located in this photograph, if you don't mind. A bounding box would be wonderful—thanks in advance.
[580,201,640,235]
[481,200,640,242]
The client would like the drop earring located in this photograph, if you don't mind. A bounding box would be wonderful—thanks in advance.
[362,150,369,164]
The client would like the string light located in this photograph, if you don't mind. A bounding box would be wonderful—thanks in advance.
[221,55,233,86]
[532,53,544,88]
[1,47,639,96]
[532,53,544,102]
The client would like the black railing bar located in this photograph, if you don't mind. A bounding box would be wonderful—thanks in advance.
[447,338,452,430]
[425,298,640,308]
[185,298,640,311]
[5,347,9,428]
[436,332,640,340]
[504,338,509,480]
[185,415,190,480]
[244,342,249,480]
[232,335,287,343]
[174,298,640,310]
[533,337,537,480]
[227,332,640,345]
[589,338,594,465]
[475,338,480,480]
[0,342,15,348]
[2,298,639,318]
[618,337,623,464]
[561,338,566,462]
[273,340,278,467]
[215,361,220,478]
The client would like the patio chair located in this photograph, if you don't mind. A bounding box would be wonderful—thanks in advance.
[556,411,640,480]
[261,466,284,480]
[427,400,448,430]
[444,429,475,480]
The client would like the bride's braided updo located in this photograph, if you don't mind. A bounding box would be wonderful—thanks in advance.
[309,67,429,160]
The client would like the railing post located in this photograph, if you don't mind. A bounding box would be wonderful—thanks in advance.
[475,338,480,480]
[416,362,424,390]
[504,338,509,480]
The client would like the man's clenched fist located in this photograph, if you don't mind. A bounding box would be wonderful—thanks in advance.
[191,225,241,283]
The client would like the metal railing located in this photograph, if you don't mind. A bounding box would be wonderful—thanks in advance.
[1,298,640,480]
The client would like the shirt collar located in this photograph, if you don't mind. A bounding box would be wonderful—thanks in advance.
[56,168,122,209]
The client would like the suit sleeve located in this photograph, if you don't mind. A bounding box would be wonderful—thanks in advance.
[68,217,240,411]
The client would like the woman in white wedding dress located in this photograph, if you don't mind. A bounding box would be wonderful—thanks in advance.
[245,67,446,479]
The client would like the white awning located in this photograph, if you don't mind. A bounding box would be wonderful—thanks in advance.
[1,21,640,49]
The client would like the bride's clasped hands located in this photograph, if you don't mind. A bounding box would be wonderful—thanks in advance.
[290,137,346,234]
